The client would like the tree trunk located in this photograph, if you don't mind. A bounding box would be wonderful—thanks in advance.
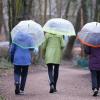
[56,0,62,17]
[12,0,16,27]
[0,0,3,34]
[94,0,100,21]
[8,0,12,43]
[63,0,81,59]
[44,0,47,24]
[49,0,51,18]
[63,36,76,59]
[3,16,9,40]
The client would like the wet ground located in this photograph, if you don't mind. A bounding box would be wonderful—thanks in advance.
[0,61,100,100]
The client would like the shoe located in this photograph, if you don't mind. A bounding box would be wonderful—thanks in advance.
[15,83,20,95]
[15,89,20,95]
[54,88,57,92]
[20,90,24,95]
[93,89,98,96]
[49,84,54,93]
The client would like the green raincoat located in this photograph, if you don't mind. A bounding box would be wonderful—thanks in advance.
[42,33,65,64]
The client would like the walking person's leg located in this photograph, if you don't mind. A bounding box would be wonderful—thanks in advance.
[47,64,54,85]
[20,66,29,92]
[14,65,21,94]
[47,64,54,93]
[97,71,100,91]
[54,64,59,92]
[91,70,98,96]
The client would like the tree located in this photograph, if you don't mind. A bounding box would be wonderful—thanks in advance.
[63,0,81,59]
[8,0,33,43]
[0,0,3,34]
[44,0,47,24]
[94,0,100,21]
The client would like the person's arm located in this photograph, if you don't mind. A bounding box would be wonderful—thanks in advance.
[9,44,16,63]
[42,35,48,59]
[30,47,39,55]
[61,36,65,49]
[41,40,46,58]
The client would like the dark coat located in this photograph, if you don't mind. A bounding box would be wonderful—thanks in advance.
[84,46,100,70]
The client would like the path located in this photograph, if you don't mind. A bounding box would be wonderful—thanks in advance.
[0,61,100,100]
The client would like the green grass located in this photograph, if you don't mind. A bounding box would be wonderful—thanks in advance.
[0,58,13,69]
[0,96,5,100]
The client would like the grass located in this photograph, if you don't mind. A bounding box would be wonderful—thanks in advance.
[0,58,13,77]
[0,58,10,100]
[0,58,13,69]
[0,96,5,100]
[0,58,11,100]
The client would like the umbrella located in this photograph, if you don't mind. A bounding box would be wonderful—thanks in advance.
[11,20,45,48]
[77,22,100,47]
[43,18,76,36]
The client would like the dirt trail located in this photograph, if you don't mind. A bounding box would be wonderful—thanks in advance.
[1,61,100,100]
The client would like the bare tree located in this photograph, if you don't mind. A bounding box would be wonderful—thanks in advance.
[64,0,100,60]
[44,0,47,24]
[0,0,3,34]
[94,0,100,21]
[63,0,81,59]
[56,0,62,17]
[49,0,51,18]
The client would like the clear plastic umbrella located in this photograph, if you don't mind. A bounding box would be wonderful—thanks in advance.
[43,18,76,36]
[11,20,45,48]
[77,22,100,47]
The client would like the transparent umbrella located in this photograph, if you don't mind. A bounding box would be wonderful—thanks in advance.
[11,20,45,48]
[77,22,100,47]
[43,18,76,36]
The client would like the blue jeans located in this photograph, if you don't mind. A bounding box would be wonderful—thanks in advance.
[91,70,100,90]
[14,65,29,91]
[47,63,59,89]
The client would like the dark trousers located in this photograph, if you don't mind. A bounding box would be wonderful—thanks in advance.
[91,70,100,90]
[14,65,29,91]
[47,63,59,89]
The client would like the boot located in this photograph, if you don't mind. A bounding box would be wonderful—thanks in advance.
[49,83,54,93]
[54,82,57,92]
[15,83,20,95]
[54,87,57,92]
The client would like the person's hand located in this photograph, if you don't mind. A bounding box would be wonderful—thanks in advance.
[34,47,39,55]
[10,55,14,63]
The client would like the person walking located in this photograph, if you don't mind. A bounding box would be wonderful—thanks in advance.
[42,33,65,93]
[84,46,100,96]
[10,43,34,95]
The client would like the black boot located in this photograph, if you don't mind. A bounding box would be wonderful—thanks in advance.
[54,82,57,92]
[15,83,20,95]
[54,87,57,92]
[49,83,54,93]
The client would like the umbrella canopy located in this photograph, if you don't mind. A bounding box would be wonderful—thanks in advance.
[43,18,76,36]
[77,22,100,47]
[11,20,45,48]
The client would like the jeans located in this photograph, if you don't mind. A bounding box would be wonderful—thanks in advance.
[91,70,100,90]
[47,63,59,89]
[14,65,29,91]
